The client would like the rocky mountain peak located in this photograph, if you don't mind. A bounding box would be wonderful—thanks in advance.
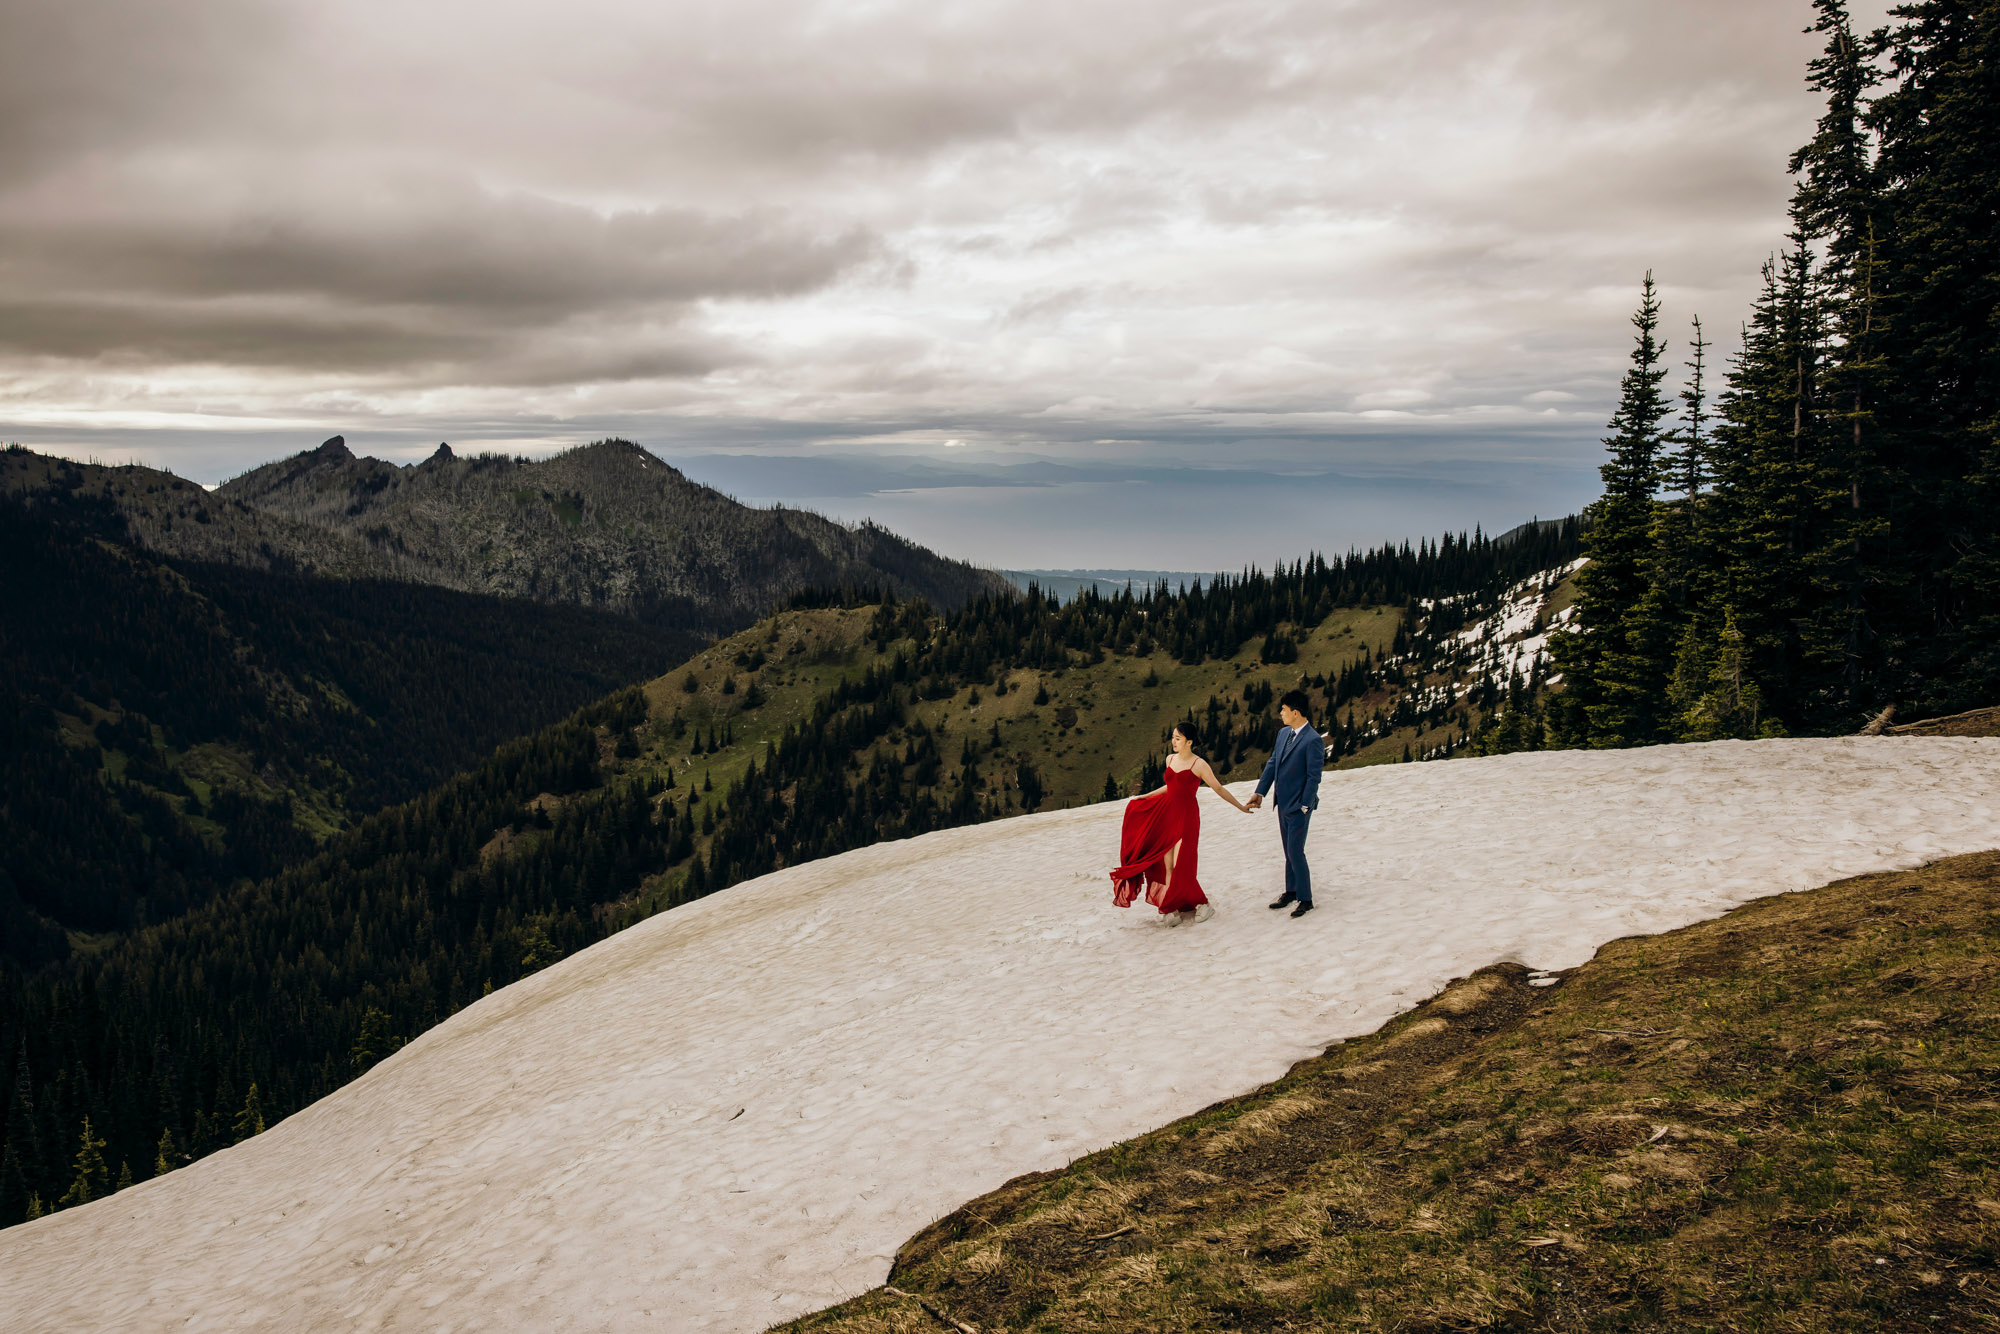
[190,436,1010,620]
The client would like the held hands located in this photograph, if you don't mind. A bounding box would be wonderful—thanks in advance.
[1244,793,1263,812]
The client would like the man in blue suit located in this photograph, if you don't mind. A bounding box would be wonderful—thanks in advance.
[1245,689,1322,919]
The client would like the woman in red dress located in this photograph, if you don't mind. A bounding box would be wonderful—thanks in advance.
[1110,723,1251,926]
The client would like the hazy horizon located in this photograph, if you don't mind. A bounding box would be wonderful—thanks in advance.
[1,0,1888,567]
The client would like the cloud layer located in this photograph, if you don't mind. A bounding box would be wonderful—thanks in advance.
[0,0,1882,562]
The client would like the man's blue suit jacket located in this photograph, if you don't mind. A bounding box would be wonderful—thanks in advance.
[1256,723,1323,815]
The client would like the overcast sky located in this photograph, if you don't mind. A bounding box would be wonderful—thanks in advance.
[0,0,1882,568]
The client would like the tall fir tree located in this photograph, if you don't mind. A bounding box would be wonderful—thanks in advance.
[1549,274,1675,747]
[58,1115,108,1210]
[232,1084,266,1143]
[1,1044,42,1221]
[1644,318,1719,741]
[1866,0,2000,706]
[1792,0,1890,709]
[1703,220,1848,733]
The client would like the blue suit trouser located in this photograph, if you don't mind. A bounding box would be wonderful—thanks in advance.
[1278,809,1312,906]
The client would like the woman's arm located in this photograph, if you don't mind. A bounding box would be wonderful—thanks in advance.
[1193,757,1250,811]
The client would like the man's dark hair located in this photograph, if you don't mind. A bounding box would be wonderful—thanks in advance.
[1279,688,1311,717]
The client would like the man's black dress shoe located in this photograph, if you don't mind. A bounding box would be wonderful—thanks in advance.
[1268,892,1296,910]
[1289,901,1315,919]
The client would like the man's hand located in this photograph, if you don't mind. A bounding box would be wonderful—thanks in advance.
[1245,793,1263,811]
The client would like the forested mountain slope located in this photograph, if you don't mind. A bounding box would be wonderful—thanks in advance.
[0,485,702,971]
[1,446,398,580]
[0,520,1580,1225]
[216,436,1010,619]
[0,436,1011,973]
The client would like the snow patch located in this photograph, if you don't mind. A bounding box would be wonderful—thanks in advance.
[5,738,1998,1333]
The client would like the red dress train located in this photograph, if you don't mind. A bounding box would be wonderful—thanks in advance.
[1110,765,1209,914]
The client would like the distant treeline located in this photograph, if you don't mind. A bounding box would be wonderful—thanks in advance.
[1553,0,2000,745]
[1,518,1578,1225]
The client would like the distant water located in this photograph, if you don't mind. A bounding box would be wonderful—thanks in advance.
[1004,568,1224,602]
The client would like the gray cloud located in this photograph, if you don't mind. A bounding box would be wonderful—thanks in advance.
[0,166,872,377]
[0,0,271,181]
[0,0,1894,563]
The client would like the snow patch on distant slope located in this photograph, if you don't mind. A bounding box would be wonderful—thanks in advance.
[1446,554,1585,690]
[5,738,1997,1334]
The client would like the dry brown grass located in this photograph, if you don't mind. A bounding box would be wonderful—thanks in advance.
[778,851,2000,1333]
[1888,707,2000,738]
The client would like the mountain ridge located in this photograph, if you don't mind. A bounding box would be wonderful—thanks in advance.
[214,436,1011,620]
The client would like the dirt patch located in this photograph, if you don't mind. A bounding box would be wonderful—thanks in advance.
[781,851,2000,1334]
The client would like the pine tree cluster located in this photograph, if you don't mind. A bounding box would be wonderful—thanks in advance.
[1553,1,2000,744]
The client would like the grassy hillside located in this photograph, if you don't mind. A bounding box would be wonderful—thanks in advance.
[783,850,2000,1334]
[644,603,1402,822]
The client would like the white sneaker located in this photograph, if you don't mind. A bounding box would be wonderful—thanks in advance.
[1190,903,1215,924]
[1157,912,1181,928]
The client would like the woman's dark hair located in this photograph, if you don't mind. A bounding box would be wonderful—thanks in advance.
[1278,688,1311,717]
[1171,720,1197,745]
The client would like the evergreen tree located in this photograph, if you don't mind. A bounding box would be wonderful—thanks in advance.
[1866,0,2000,706]
[1653,316,1714,608]
[232,1084,266,1142]
[1016,761,1045,812]
[350,1008,401,1075]
[1550,274,1676,746]
[58,1115,108,1210]
[518,922,560,973]
[1,1044,41,1220]
[154,1126,180,1178]
[1671,609,1774,741]
[1627,316,1718,745]
[1546,1,1997,738]
[1792,0,1890,709]
[1706,224,1850,729]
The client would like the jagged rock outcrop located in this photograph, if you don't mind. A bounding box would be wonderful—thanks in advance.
[3,438,1010,624]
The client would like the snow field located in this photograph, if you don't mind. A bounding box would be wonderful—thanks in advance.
[4,738,1998,1333]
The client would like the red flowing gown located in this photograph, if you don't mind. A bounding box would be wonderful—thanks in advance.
[1110,765,1209,914]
